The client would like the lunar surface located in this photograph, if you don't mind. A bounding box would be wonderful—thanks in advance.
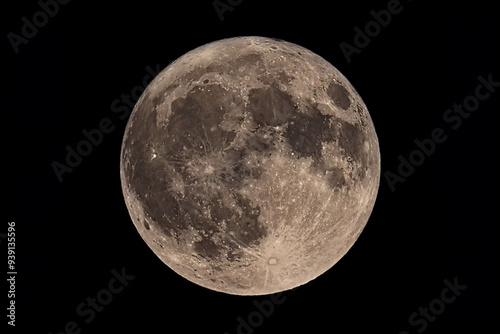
[120,36,380,295]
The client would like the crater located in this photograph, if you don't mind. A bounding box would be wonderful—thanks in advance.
[120,37,381,296]
[227,249,244,262]
[180,63,225,84]
[327,82,351,110]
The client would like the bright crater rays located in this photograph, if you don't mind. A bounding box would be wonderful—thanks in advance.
[120,36,380,295]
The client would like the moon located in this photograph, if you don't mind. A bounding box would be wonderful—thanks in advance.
[120,36,380,296]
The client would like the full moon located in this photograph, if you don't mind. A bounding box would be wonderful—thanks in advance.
[120,36,380,295]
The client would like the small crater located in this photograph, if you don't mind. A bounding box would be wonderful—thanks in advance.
[227,250,243,262]
[143,221,150,230]
[152,239,164,249]
[202,79,209,84]
[268,258,277,265]
[271,46,278,50]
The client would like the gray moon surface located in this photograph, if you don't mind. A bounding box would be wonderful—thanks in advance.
[120,36,380,296]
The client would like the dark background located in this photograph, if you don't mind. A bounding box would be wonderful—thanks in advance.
[4,0,498,333]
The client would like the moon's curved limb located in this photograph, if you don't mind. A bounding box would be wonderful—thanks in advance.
[120,36,380,295]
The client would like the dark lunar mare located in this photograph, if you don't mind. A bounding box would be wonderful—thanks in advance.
[120,36,381,295]
[123,84,269,262]
[123,73,371,260]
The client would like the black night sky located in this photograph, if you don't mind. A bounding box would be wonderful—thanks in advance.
[4,1,498,333]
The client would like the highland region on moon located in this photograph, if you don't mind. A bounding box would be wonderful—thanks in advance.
[120,36,380,295]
